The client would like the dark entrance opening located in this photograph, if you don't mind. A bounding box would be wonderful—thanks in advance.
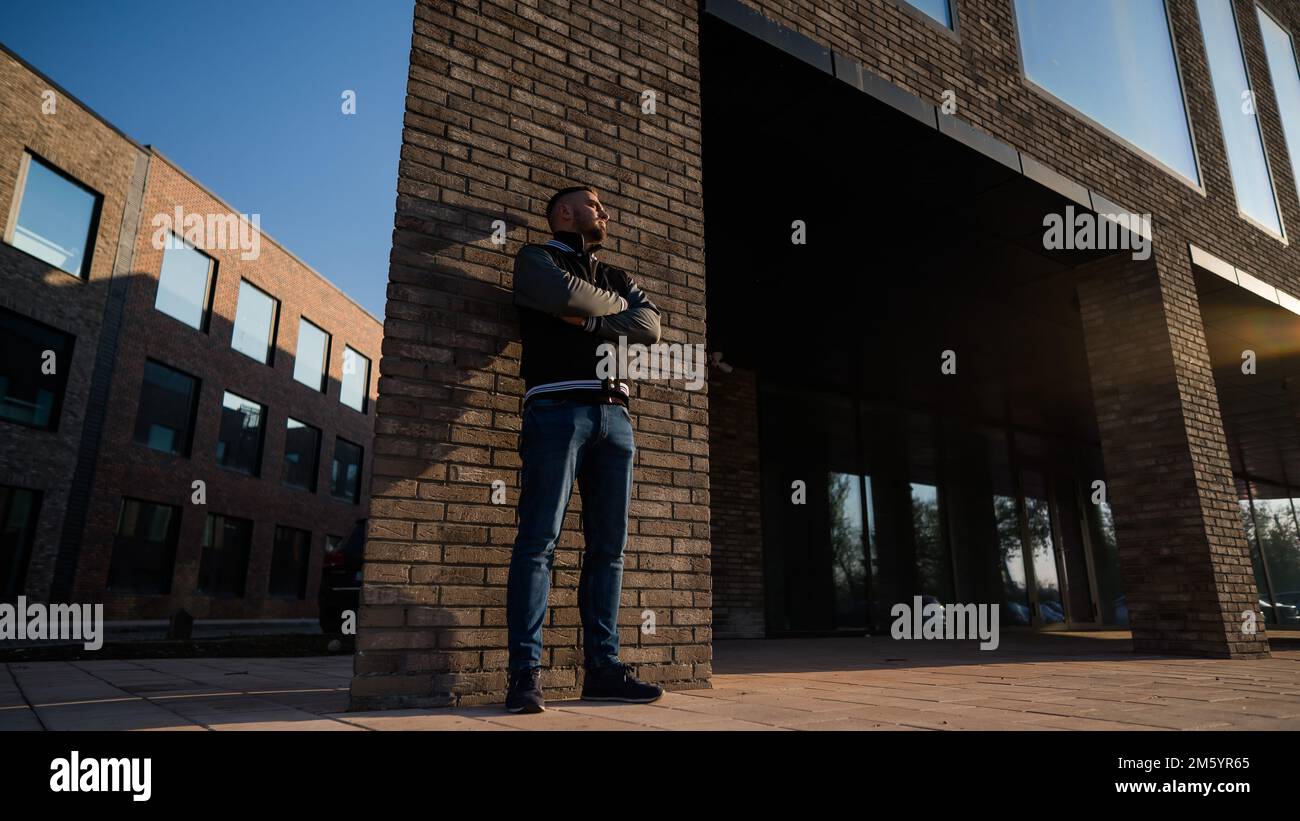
[701,12,1128,637]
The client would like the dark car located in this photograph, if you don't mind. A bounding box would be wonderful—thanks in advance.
[319,518,366,634]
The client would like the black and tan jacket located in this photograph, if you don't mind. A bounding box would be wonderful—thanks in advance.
[512,230,661,407]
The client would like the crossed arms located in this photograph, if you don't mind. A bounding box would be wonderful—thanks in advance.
[512,245,661,345]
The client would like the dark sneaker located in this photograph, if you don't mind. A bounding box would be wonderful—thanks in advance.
[581,662,664,703]
[505,667,545,713]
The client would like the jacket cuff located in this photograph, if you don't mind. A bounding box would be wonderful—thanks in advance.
[585,316,598,333]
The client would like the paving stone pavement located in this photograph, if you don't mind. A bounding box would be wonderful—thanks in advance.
[4,632,1300,731]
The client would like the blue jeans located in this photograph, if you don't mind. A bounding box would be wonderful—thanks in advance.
[507,397,635,672]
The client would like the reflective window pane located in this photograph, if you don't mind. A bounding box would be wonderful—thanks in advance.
[108,498,180,594]
[1197,0,1283,234]
[293,319,330,392]
[829,472,871,628]
[902,0,951,28]
[216,391,265,476]
[0,306,74,430]
[911,482,952,603]
[1258,8,1300,209]
[1014,0,1200,183]
[340,346,370,412]
[282,417,321,491]
[231,280,278,364]
[1022,471,1064,623]
[269,525,311,598]
[133,360,199,456]
[11,155,99,277]
[197,513,251,597]
[154,234,215,330]
[0,485,41,598]
[330,437,363,504]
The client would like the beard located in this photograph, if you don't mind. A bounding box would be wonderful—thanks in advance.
[579,216,607,243]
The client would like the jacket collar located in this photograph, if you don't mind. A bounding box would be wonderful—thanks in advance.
[548,230,602,257]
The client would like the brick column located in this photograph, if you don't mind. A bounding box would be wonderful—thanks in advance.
[708,365,764,637]
[350,0,710,709]
[1077,248,1268,658]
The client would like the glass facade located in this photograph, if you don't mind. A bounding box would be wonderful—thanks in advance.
[154,234,215,331]
[293,318,331,392]
[757,381,1123,635]
[340,346,370,413]
[1197,0,1284,235]
[216,391,266,476]
[901,0,951,28]
[133,360,200,456]
[9,154,100,277]
[0,306,74,430]
[197,513,252,597]
[1013,0,1200,183]
[1258,7,1300,210]
[231,280,279,364]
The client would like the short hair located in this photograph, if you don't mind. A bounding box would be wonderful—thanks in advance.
[545,184,596,225]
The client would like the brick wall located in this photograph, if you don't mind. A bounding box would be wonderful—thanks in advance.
[352,0,709,708]
[72,154,384,619]
[0,47,145,602]
[707,365,764,638]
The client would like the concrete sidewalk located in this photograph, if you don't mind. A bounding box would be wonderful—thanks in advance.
[5,632,1300,730]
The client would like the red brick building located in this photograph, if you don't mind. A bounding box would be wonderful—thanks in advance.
[354,0,1300,709]
[0,44,382,621]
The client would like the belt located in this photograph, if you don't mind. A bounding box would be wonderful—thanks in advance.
[524,388,628,408]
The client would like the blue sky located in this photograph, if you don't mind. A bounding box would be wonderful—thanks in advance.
[0,0,414,319]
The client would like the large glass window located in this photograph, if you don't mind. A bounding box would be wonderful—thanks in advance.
[216,391,265,476]
[154,233,216,331]
[901,0,951,28]
[133,360,200,456]
[0,485,41,598]
[269,525,312,598]
[1022,471,1064,624]
[1013,0,1200,183]
[108,498,180,594]
[0,306,74,430]
[282,417,321,491]
[1258,7,1300,207]
[293,318,331,392]
[197,513,252,597]
[911,482,953,603]
[231,280,278,364]
[829,472,872,628]
[7,153,100,277]
[340,346,370,413]
[330,437,363,503]
[1197,0,1284,235]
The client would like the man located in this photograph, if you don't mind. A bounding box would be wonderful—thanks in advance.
[505,184,664,713]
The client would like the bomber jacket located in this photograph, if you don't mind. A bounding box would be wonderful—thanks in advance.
[512,230,662,407]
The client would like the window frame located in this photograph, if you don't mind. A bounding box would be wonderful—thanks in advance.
[107,496,182,595]
[230,279,280,366]
[281,416,322,492]
[292,316,332,393]
[196,511,254,598]
[1195,0,1289,242]
[1255,3,1300,215]
[0,305,76,432]
[887,0,960,39]
[215,389,267,477]
[340,345,371,414]
[3,150,104,280]
[1008,0,1207,194]
[330,436,364,504]
[153,231,218,333]
[132,358,202,457]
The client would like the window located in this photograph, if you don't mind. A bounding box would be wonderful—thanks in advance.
[6,153,101,277]
[230,280,278,364]
[154,233,216,331]
[1258,7,1300,208]
[340,346,370,413]
[133,360,200,456]
[0,485,41,598]
[282,417,321,491]
[108,498,181,594]
[293,318,330,392]
[1013,0,1200,184]
[197,513,252,597]
[269,525,312,598]
[331,437,363,503]
[0,306,74,430]
[216,391,265,476]
[1197,0,1284,235]
[901,0,951,28]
